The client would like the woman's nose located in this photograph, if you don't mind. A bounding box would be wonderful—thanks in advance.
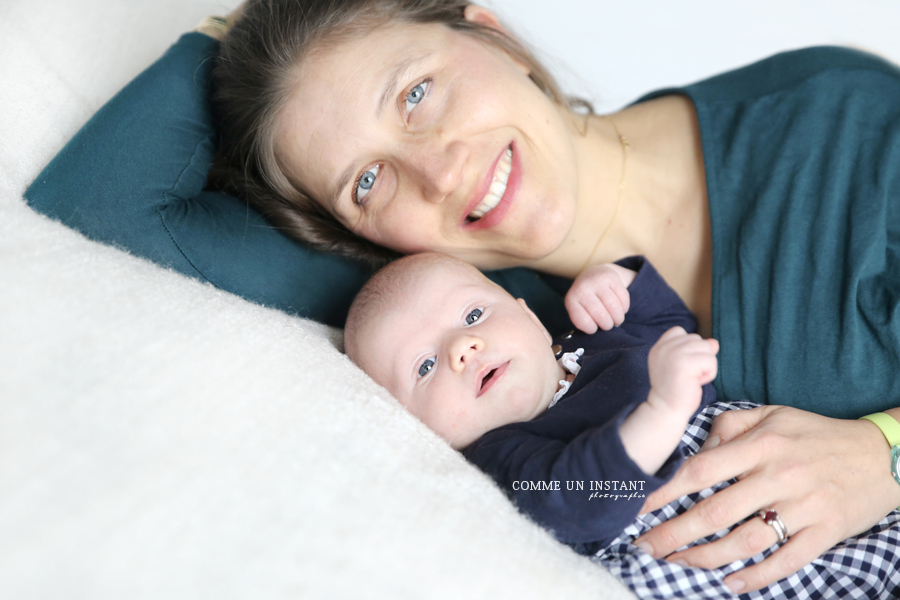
[448,334,482,373]
[409,138,468,204]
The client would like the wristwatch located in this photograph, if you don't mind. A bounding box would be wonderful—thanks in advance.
[860,412,900,489]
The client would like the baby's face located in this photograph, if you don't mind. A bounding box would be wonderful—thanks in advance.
[354,263,565,449]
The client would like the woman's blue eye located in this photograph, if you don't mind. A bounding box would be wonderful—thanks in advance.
[417,357,436,379]
[465,308,483,325]
[355,164,379,204]
[404,80,429,114]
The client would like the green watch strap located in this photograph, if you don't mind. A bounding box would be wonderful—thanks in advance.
[860,412,900,507]
[860,412,900,446]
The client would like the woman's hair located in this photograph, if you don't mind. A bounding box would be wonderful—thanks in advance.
[212,0,585,268]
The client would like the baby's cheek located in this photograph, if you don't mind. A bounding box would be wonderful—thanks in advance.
[503,384,548,423]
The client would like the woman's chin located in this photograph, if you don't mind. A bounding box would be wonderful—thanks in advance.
[454,234,570,271]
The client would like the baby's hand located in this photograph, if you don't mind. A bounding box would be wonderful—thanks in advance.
[565,264,636,333]
[647,327,719,416]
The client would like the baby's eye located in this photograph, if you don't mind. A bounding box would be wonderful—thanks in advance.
[354,165,380,204]
[417,357,436,379]
[404,80,429,115]
[465,308,483,325]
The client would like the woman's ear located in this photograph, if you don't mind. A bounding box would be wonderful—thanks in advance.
[463,5,530,75]
[516,298,553,345]
[463,5,504,30]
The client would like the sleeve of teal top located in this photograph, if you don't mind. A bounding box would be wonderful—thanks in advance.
[24,32,372,328]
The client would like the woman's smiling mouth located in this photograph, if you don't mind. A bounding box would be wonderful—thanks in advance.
[467,146,513,222]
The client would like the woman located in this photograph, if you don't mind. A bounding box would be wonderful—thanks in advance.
[32,0,900,594]
[206,0,900,593]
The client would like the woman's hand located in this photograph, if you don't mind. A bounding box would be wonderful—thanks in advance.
[195,2,247,41]
[633,405,900,594]
[565,263,636,333]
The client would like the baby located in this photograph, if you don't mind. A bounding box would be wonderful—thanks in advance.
[345,252,900,598]
[344,251,718,550]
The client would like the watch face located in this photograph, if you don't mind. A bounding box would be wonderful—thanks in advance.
[892,446,900,486]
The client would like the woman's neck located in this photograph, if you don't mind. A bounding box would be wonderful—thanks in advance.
[528,111,626,278]
[532,96,713,336]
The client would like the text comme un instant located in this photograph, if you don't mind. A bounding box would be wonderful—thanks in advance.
[512,480,646,491]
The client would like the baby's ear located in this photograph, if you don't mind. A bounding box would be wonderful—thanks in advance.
[516,298,553,345]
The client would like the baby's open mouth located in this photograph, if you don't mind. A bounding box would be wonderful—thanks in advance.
[466,146,513,223]
[480,368,498,391]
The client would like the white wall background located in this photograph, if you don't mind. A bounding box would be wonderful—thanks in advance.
[488,0,900,112]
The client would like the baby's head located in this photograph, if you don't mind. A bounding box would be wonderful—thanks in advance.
[346,253,565,449]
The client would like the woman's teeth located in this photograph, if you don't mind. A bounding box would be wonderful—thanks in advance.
[468,147,512,221]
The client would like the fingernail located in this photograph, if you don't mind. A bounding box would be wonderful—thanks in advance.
[671,559,689,568]
[725,578,745,593]
[701,434,720,452]
[634,541,653,556]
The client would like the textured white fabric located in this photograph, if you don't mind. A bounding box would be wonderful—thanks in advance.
[0,1,637,598]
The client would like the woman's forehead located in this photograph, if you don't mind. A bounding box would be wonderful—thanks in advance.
[275,22,453,197]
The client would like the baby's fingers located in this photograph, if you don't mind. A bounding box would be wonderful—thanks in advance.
[613,279,631,315]
[596,287,627,327]
[566,297,599,334]
[680,336,720,358]
[580,294,616,331]
[656,326,688,343]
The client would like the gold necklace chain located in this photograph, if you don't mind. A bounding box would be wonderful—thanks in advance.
[578,115,629,275]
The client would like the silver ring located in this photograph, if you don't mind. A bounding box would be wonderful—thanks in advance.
[758,509,789,542]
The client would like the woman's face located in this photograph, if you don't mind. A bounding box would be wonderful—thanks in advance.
[276,13,581,269]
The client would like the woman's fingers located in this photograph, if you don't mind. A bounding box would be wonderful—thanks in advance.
[703,404,779,448]
[638,409,776,515]
[634,456,773,557]
[227,1,249,22]
[722,527,834,593]
[666,502,802,569]
[639,406,900,593]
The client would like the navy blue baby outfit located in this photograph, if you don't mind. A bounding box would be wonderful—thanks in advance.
[463,256,716,554]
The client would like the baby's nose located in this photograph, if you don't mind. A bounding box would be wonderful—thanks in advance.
[449,335,482,372]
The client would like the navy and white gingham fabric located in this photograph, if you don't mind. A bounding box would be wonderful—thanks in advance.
[594,401,900,599]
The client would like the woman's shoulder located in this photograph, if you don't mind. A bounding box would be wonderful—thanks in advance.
[638,46,900,106]
[700,46,898,99]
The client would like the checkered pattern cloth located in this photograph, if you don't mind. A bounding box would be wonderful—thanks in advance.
[594,401,900,599]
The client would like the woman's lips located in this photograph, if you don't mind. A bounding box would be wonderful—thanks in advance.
[468,147,512,219]
[462,142,520,232]
[476,361,509,397]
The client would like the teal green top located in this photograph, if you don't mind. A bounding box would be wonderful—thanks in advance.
[641,47,900,417]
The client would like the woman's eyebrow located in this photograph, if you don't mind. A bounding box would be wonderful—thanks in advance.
[331,53,434,205]
[332,163,357,207]
[376,53,433,118]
